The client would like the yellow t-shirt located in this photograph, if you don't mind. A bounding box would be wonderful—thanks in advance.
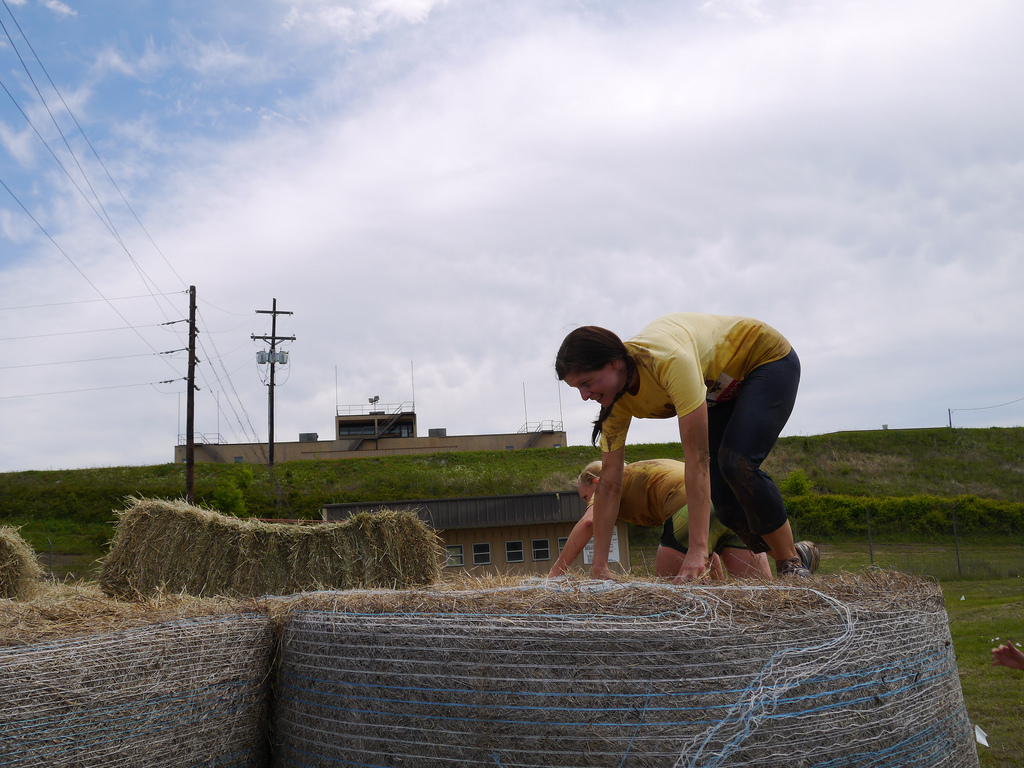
[599,313,791,453]
[615,458,688,527]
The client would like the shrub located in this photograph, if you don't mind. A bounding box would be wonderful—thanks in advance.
[786,494,1024,540]
[780,469,812,496]
[209,482,246,516]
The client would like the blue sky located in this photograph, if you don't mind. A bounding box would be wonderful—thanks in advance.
[1,0,1023,472]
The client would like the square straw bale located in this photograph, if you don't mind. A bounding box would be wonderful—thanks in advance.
[99,498,443,599]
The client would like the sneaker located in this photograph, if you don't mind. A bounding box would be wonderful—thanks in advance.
[776,555,811,577]
[794,541,820,574]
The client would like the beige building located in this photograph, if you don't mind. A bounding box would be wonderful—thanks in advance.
[175,401,567,464]
[322,493,631,578]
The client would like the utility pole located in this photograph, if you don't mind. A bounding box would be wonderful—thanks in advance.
[186,285,198,504]
[252,299,295,466]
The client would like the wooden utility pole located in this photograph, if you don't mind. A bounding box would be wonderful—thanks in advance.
[186,285,198,503]
[252,299,295,466]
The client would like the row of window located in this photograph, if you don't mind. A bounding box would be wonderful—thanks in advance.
[446,538,569,567]
[337,423,415,438]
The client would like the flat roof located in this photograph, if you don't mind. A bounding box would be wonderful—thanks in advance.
[322,491,585,530]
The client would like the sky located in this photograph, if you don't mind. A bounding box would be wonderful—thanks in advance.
[1,0,1023,473]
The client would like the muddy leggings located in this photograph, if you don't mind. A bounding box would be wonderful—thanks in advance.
[707,348,800,554]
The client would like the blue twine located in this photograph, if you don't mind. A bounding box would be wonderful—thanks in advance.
[616,686,653,768]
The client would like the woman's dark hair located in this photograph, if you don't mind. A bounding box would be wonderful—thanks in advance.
[555,326,636,445]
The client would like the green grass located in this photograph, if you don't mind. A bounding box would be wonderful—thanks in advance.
[814,541,1024,581]
[944,578,1024,768]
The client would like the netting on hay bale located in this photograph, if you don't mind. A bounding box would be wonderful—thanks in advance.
[272,572,979,768]
[99,497,443,599]
[0,583,277,767]
[0,526,44,600]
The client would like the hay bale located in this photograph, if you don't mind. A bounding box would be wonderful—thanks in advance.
[0,581,266,645]
[98,497,443,599]
[272,572,979,768]
[0,583,275,767]
[0,526,44,600]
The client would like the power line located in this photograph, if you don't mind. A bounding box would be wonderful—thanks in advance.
[198,297,254,317]
[0,73,126,247]
[0,5,263,456]
[0,176,181,372]
[0,1,178,321]
[0,381,173,400]
[1,0,188,291]
[0,322,168,341]
[0,9,120,242]
[0,351,161,370]
[0,1,186,352]
[0,292,185,311]
[948,395,1024,428]
[951,395,1024,413]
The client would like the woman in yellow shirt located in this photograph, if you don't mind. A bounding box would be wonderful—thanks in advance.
[555,312,815,580]
[548,458,775,580]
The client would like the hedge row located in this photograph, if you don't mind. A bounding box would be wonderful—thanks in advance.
[785,494,1024,539]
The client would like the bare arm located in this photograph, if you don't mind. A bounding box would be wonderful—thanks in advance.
[675,402,712,582]
[548,507,596,577]
[590,447,625,579]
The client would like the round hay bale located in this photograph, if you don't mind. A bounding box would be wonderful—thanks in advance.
[0,583,276,767]
[99,497,443,599]
[272,572,978,768]
[0,526,44,600]
[0,581,267,645]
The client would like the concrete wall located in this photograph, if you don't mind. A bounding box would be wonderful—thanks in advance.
[174,431,568,464]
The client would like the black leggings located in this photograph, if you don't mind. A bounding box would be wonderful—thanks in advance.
[707,349,800,554]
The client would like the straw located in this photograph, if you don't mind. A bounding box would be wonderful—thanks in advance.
[98,497,443,599]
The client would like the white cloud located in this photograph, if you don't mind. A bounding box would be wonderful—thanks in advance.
[1,0,1024,470]
[182,36,254,76]
[281,0,449,41]
[92,46,137,77]
[41,0,75,17]
[0,119,36,166]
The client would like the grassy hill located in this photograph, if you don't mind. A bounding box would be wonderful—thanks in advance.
[2,426,1022,559]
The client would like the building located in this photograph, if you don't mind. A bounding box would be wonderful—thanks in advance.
[322,492,631,578]
[175,401,567,464]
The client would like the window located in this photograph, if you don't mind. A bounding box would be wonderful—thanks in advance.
[532,539,551,561]
[557,537,569,554]
[338,422,414,438]
[338,424,376,437]
[445,545,464,568]
[505,540,524,563]
[473,543,491,565]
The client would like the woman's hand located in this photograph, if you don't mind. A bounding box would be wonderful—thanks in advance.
[992,640,1024,670]
[672,549,711,583]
